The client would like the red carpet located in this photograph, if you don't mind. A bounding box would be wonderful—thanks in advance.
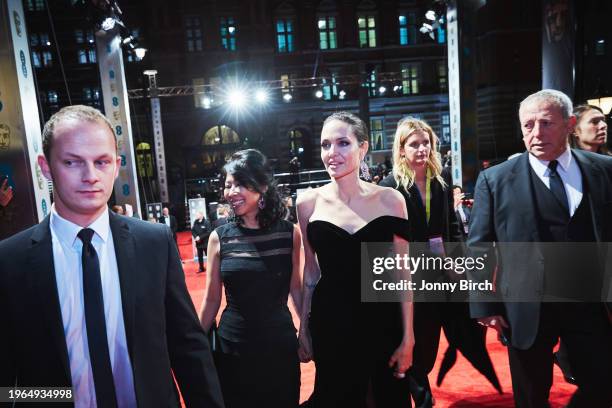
[177,231,576,407]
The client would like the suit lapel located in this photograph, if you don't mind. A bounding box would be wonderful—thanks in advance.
[109,213,137,359]
[573,150,605,242]
[509,153,540,241]
[27,217,71,380]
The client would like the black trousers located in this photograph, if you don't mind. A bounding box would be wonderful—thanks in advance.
[196,245,206,269]
[507,303,612,408]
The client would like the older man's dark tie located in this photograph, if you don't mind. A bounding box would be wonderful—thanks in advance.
[548,160,569,214]
[78,228,118,407]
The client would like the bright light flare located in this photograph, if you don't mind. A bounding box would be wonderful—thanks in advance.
[255,89,269,104]
[227,88,247,109]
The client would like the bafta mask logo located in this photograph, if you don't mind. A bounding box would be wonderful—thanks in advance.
[0,124,10,149]
[13,11,22,37]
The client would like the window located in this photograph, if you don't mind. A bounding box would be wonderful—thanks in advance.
[220,17,237,50]
[185,16,203,52]
[398,12,417,45]
[78,49,96,64]
[75,29,95,44]
[30,33,39,47]
[318,16,337,49]
[289,129,303,156]
[437,61,448,92]
[366,67,380,97]
[322,71,339,100]
[276,19,294,52]
[436,23,446,44]
[42,51,53,67]
[47,91,58,104]
[40,33,50,46]
[370,118,385,151]
[441,113,451,144]
[82,87,100,101]
[202,125,239,145]
[401,63,420,95]
[32,51,41,68]
[357,15,377,47]
[26,0,44,11]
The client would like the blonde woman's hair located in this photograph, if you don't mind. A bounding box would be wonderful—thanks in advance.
[391,117,446,191]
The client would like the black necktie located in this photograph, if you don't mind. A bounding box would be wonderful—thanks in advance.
[548,160,569,214]
[78,228,118,408]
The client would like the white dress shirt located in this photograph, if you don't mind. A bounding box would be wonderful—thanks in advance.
[528,148,583,217]
[50,206,137,408]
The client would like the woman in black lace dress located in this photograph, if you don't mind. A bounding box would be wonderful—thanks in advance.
[297,112,414,407]
[199,149,303,408]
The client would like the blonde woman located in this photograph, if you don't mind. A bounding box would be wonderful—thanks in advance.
[379,117,492,407]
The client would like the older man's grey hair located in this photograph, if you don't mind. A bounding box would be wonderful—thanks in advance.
[519,89,574,120]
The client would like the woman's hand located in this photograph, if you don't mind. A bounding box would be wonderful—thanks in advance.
[298,329,313,363]
[388,338,414,379]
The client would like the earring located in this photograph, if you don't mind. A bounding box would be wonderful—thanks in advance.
[359,160,372,181]
[258,196,265,209]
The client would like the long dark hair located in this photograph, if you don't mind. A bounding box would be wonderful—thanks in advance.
[222,149,286,228]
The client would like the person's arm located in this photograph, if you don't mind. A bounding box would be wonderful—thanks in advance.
[466,171,506,331]
[191,222,199,240]
[199,231,222,332]
[289,224,303,317]
[296,192,319,363]
[384,190,414,377]
[162,227,224,407]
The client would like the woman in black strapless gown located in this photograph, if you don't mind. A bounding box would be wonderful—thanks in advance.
[297,112,414,407]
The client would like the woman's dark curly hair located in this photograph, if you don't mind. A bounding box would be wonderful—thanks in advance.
[222,149,286,228]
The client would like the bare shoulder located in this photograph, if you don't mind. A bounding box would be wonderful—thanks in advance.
[296,187,321,220]
[370,183,407,218]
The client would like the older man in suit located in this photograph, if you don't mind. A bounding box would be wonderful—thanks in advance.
[0,105,224,407]
[467,90,612,407]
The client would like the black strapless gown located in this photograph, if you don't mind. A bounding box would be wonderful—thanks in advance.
[306,216,412,408]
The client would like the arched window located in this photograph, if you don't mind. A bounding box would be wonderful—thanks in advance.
[202,125,240,145]
[136,142,153,177]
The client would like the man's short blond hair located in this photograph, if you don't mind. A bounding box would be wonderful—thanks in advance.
[42,105,116,159]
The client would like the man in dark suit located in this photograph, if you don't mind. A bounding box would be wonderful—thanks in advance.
[467,90,612,407]
[452,185,471,238]
[159,206,178,244]
[0,105,224,407]
[191,211,211,273]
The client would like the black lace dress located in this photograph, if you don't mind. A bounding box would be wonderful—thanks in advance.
[214,220,300,408]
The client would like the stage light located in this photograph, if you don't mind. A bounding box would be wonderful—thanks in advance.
[134,47,147,59]
[201,96,212,109]
[393,85,402,92]
[283,93,293,102]
[339,90,346,100]
[425,10,437,21]
[255,89,269,104]
[228,88,247,109]
[379,86,387,95]
[101,17,116,31]
[315,90,323,98]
